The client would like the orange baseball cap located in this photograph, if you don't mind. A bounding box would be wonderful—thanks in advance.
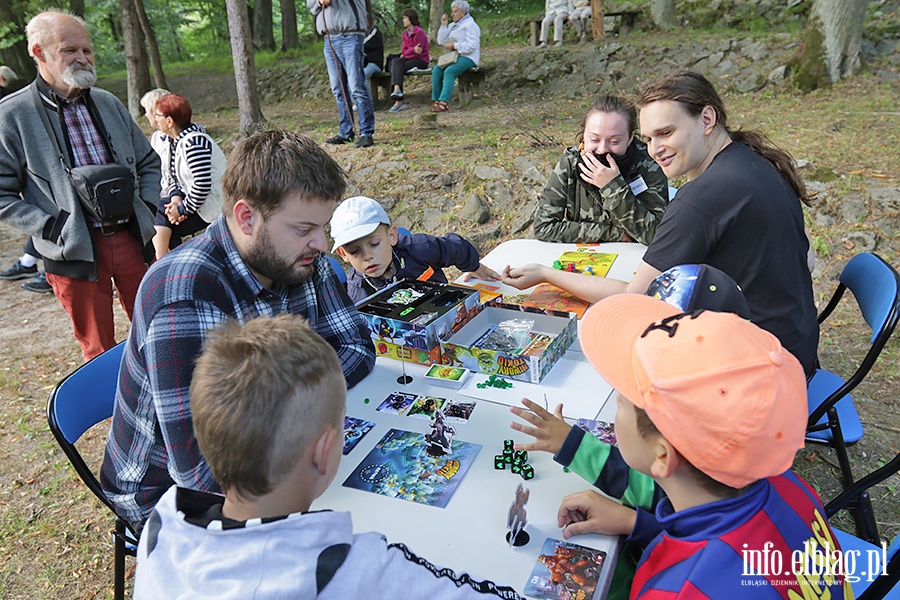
[580,294,807,489]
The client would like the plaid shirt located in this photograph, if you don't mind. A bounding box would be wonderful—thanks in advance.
[100,216,375,527]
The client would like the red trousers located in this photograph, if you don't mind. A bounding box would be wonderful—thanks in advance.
[46,229,147,361]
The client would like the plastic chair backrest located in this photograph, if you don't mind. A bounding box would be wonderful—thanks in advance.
[326,255,347,284]
[667,186,678,201]
[397,227,412,237]
[840,253,900,344]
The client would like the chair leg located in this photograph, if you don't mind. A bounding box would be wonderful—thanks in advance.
[114,521,126,600]
[829,407,880,544]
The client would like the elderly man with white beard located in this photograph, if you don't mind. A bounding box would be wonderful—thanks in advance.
[0,11,158,361]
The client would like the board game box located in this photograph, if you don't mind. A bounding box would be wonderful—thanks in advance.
[440,303,577,383]
[523,538,608,600]
[343,429,481,508]
[356,280,482,366]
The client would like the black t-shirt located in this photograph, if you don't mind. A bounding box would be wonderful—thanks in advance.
[642,142,818,374]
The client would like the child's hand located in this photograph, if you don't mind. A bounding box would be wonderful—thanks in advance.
[462,262,501,282]
[558,490,637,539]
[501,263,548,289]
[509,398,570,455]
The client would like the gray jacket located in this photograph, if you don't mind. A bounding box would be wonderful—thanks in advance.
[308,0,367,36]
[0,80,158,280]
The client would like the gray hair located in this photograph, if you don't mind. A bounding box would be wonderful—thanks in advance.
[140,89,171,113]
[26,10,89,59]
[0,66,17,82]
[451,0,471,14]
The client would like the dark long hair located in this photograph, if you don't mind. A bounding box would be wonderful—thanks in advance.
[638,71,809,205]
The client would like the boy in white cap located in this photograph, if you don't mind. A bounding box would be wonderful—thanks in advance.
[555,294,850,598]
[330,196,500,303]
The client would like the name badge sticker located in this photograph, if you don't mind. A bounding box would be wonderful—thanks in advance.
[629,176,649,196]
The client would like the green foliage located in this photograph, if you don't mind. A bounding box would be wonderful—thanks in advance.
[812,236,829,257]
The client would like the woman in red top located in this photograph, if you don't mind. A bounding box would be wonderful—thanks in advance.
[386,9,430,112]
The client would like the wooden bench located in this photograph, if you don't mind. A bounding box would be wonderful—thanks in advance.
[528,10,640,45]
[369,66,486,108]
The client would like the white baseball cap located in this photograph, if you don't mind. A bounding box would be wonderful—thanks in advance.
[330,196,391,252]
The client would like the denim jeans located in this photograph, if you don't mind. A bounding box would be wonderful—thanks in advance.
[363,62,381,79]
[323,33,375,138]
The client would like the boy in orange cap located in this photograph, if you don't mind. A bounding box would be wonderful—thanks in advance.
[556,294,850,598]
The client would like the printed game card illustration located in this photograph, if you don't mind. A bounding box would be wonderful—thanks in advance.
[524,538,607,600]
[343,429,481,508]
[342,416,376,455]
[406,395,446,419]
[443,399,476,422]
[574,419,617,445]
[376,391,417,415]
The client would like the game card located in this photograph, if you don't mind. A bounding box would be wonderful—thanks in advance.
[376,391,417,415]
[406,395,445,419]
[342,416,376,455]
[523,538,607,600]
[343,428,481,508]
[443,399,476,422]
[574,419,617,445]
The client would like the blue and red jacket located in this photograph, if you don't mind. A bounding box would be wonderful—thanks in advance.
[627,470,852,599]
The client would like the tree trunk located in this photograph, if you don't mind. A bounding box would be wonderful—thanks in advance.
[70,0,85,18]
[132,0,168,89]
[428,0,443,45]
[651,0,676,32]
[225,0,266,137]
[118,0,151,118]
[788,0,866,91]
[591,0,605,41]
[252,0,276,51]
[814,0,867,82]
[280,0,299,50]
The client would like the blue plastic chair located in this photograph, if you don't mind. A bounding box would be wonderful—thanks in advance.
[807,253,900,542]
[326,254,347,284]
[47,342,137,600]
[667,186,678,202]
[826,451,900,599]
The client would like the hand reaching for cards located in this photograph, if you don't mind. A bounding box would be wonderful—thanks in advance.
[501,263,549,290]
[558,490,637,539]
[510,398,571,455]
[461,262,501,282]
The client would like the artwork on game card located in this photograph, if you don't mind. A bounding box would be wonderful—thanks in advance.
[342,416,376,455]
[406,395,446,419]
[521,284,591,319]
[343,429,481,508]
[574,419,617,445]
[442,399,476,422]
[376,391,418,415]
[523,538,607,600]
[555,251,617,277]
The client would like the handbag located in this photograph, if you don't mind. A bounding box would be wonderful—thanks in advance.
[437,50,459,68]
[32,84,135,223]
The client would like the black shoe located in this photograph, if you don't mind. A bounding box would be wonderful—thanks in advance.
[325,133,355,145]
[21,272,53,294]
[0,260,38,280]
[354,135,374,148]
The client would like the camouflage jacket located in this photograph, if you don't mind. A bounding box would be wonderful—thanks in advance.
[532,141,668,244]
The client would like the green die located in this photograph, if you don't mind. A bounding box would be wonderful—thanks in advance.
[511,462,523,474]
[520,464,535,480]
[513,450,528,464]
[503,439,514,451]
[494,455,506,470]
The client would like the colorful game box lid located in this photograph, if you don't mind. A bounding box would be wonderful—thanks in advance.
[424,364,472,389]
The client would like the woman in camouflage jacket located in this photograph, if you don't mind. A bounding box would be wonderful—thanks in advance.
[533,95,668,244]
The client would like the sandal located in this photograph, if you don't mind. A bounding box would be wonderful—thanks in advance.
[430,101,449,113]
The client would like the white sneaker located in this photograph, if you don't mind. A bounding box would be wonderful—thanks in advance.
[555,41,563,47]
[537,41,547,48]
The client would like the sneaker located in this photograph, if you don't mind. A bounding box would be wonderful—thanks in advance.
[390,90,404,101]
[537,41,547,48]
[555,40,564,47]
[354,135,374,148]
[21,272,53,294]
[325,133,355,145]
[389,102,407,113]
[0,260,38,280]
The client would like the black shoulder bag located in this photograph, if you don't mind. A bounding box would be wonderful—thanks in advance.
[32,84,135,223]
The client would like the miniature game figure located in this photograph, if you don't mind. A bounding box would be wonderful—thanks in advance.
[506,482,530,547]
[425,409,455,456]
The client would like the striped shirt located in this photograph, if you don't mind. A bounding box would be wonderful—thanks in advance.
[165,123,213,216]
[100,215,375,527]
